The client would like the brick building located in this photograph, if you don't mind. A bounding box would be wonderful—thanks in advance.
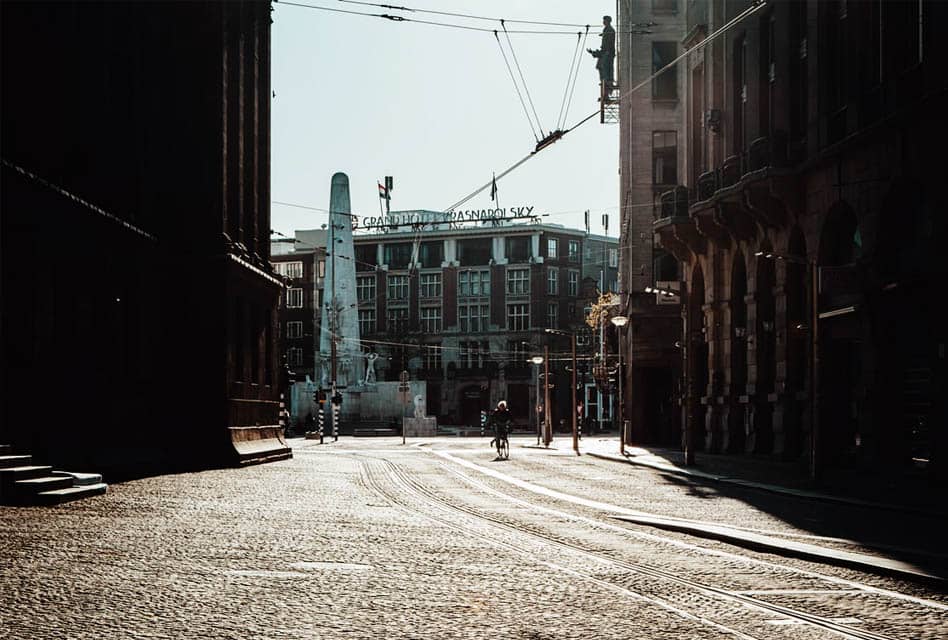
[648,0,946,477]
[616,0,689,447]
[274,219,618,431]
[1,1,286,473]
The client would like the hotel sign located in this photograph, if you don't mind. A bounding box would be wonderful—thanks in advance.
[356,206,537,232]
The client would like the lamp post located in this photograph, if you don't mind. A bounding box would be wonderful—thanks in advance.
[610,314,629,455]
[544,343,552,446]
[530,355,545,445]
[546,328,579,455]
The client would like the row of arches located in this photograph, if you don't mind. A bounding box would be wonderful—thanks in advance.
[680,191,943,473]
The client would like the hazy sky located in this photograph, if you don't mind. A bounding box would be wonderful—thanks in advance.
[271,0,619,238]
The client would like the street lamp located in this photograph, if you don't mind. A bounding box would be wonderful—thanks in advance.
[545,328,579,455]
[610,314,629,455]
[530,355,545,445]
[755,250,819,482]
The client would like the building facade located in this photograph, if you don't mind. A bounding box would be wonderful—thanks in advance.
[650,0,946,477]
[616,0,689,446]
[274,218,618,431]
[1,1,286,473]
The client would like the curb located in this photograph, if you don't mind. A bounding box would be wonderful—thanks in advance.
[610,513,947,585]
[586,450,946,519]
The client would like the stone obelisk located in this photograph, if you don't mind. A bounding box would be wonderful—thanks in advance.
[319,173,363,390]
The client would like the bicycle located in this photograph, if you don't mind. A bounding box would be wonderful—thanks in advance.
[493,430,510,460]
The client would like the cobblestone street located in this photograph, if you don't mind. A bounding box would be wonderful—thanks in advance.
[2,437,946,639]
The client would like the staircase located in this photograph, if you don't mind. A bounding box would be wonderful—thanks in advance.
[0,444,107,506]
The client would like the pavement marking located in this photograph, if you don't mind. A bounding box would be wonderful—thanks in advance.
[736,590,865,596]
[224,570,309,579]
[289,561,373,572]
[429,448,948,613]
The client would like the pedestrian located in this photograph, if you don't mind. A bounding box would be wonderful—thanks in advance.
[489,400,512,446]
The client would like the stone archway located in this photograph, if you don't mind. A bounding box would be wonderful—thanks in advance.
[687,264,709,454]
[752,244,777,454]
[725,252,748,453]
[781,227,807,458]
[817,203,862,466]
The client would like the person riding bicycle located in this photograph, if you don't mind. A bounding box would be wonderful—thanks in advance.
[489,400,512,449]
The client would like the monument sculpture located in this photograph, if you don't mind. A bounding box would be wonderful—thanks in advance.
[319,173,363,390]
[587,15,616,87]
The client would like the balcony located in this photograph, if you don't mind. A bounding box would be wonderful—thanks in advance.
[654,186,704,260]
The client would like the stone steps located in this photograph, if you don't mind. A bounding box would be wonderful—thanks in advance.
[0,445,107,506]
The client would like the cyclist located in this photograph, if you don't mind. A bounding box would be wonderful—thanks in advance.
[489,400,512,458]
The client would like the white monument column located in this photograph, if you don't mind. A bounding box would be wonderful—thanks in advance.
[320,173,363,389]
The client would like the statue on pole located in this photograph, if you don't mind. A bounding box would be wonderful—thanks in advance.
[587,15,616,89]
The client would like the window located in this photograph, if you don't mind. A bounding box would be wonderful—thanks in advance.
[568,271,579,296]
[547,302,558,328]
[286,321,303,339]
[422,345,442,370]
[505,236,531,263]
[286,288,303,308]
[419,241,444,268]
[318,260,326,278]
[384,243,413,268]
[276,261,303,279]
[759,13,775,137]
[734,35,747,152]
[287,347,303,367]
[355,244,378,270]
[507,341,528,366]
[608,248,619,268]
[458,303,490,333]
[547,238,558,258]
[458,270,490,297]
[506,268,530,295]
[567,303,576,321]
[568,240,580,262]
[420,307,442,333]
[654,249,679,281]
[652,42,678,99]
[459,341,488,369]
[420,273,442,298]
[547,268,559,295]
[507,303,530,331]
[359,309,376,335]
[457,238,492,266]
[387,275,409,301]
[387,308,409,333]
[357,275,376,302]
[653,131,678,185]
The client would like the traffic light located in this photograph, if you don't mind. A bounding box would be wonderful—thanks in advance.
[332,393,343,406]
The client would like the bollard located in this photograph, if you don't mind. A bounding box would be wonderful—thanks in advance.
[279,394,286,435]
[332,404,339,441]
[318,406,325,444]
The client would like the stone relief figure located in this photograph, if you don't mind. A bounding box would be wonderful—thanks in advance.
[413,394,426,418]
[364,352,378,384]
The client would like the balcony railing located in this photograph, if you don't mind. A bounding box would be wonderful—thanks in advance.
[658,185,689,219]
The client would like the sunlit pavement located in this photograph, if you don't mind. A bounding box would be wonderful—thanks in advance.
[2,436,946,639]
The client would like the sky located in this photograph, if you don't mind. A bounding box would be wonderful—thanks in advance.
[270,0,620,239]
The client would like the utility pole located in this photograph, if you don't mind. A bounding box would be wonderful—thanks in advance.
[544,343,551,446]
[571,332,578,455]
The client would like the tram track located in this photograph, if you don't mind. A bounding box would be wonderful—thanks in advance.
[358,455,904,640]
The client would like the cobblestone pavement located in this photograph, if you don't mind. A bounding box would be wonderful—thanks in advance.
[2,436,946,639]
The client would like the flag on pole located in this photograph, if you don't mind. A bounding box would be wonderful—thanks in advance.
[490,173,497,201]
[378,182,389,200]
